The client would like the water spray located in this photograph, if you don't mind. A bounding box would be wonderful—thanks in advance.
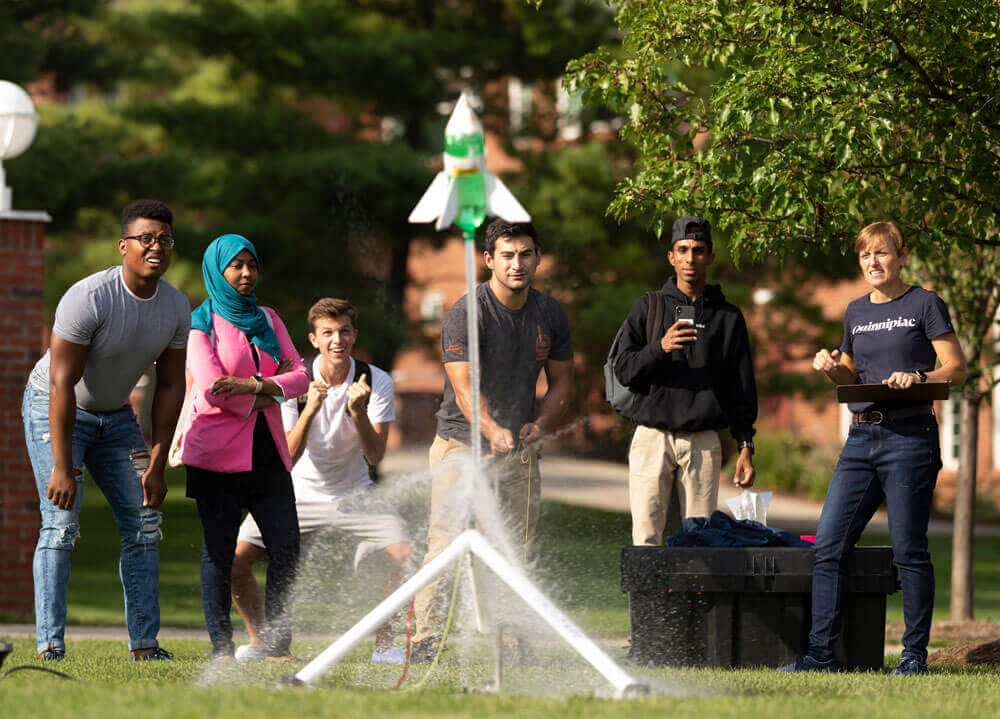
[284,92,648,697]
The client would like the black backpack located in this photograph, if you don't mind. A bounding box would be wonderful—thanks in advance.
[299,358,379,483]
[604,292,665,417]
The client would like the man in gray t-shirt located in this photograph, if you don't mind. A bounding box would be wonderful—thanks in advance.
[23,200,189,661]
[411,219,574,657]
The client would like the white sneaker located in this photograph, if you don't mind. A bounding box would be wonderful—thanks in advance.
[234,644,269,662]
[371,646,407,664]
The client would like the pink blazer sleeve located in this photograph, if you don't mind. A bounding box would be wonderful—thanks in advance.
[262,308,309,399]
[186,327,256,417]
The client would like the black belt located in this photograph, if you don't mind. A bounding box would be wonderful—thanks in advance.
[853,406,934,425]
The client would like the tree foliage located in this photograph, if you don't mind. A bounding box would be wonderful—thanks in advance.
[5,0,617,367]
[568,1,1000,256]
[0,1,126,90]
[569,0,1000,619]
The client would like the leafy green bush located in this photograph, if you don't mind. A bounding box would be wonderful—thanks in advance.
[724,431,839,500]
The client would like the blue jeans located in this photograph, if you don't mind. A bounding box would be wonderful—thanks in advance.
[809,414,941,663]
[22,384,162,654]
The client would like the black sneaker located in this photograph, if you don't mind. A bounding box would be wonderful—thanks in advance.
[775,654,838,672]
[890,655,929,676]
[130,647,173,662]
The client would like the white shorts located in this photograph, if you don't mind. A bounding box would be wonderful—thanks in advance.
[238,487,410,568]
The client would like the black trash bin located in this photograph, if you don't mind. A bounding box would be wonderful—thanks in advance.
[622,546,898,670]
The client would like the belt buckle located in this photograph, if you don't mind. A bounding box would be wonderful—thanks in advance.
[868,410,884,425]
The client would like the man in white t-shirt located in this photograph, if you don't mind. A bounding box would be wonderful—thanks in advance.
[231,298,411,663]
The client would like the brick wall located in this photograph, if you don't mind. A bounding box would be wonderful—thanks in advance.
[0,216,46,619]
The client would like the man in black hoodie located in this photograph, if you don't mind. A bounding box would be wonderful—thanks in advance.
[614,216,757,546]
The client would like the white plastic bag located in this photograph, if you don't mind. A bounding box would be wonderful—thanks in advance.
[726,489,773,525]
[167,370,194,468]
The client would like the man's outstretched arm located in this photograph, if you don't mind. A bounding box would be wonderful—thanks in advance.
[519,358,574,446]
[47,335,89,510]
[445,361,515,453]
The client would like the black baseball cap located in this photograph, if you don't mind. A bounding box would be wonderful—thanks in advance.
[670,216,712,251]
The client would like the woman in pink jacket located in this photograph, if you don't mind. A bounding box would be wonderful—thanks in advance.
[182,233,309,660]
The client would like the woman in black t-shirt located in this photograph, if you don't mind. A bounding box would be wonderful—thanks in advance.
[781,221,965,676]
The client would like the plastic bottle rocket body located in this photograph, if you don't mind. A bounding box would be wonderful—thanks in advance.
[409,92,530,235]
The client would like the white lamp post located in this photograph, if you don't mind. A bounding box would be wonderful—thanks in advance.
[0,80,40,213]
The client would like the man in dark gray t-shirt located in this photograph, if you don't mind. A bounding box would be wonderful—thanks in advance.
[23,200,188,662]
[435,282,573,448]
[411,219,574,656]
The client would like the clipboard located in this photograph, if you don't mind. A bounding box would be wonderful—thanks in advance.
[836,382,950,404]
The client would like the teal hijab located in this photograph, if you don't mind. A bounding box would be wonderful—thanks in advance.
[191,234,281,363]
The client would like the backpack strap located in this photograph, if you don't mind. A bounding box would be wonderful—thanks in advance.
[644,291,664,345]
[297,357,315,411]
[261,306,276,332]
[353,360,372,409]
[352,359,378,483]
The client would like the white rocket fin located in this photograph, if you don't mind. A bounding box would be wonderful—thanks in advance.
[408,172,451,224]
[434,176,459,231]
[484,172,531,222]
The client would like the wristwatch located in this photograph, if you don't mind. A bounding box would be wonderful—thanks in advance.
[913,369,928,383]
[738,439,755,455]
[252,375,264,394]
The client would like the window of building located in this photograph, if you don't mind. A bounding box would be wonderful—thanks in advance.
[940,391,962,471]
[556,79,583,141]
[508,77,532,136]
[420,290,445,326]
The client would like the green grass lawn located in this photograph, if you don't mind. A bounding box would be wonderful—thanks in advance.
[1,638,998,719]
[3,465,1000,715]
[10,464,1000,635]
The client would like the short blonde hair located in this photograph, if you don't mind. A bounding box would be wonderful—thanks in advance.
[854,221,905,254]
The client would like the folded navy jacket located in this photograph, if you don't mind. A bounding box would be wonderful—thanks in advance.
[666,510,812,548]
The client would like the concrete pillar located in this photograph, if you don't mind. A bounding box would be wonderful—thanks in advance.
[0,211,49,619]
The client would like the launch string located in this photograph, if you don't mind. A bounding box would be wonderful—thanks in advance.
[462,230,484,480]
[402,550,466,691]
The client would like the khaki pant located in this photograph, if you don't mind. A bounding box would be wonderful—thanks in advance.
[628,425,721,546]
[412,434,541,643]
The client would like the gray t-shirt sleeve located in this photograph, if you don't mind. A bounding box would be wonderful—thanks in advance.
[547,299,573,362]
[169,296,191,350]
[52,279,101,346]
[440,297,469,363]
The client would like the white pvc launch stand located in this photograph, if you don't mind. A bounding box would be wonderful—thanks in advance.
[291,530,648,697]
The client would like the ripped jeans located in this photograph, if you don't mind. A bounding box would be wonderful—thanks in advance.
[22,383,163,654]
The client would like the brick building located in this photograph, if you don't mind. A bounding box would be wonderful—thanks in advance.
[0,212,48,619]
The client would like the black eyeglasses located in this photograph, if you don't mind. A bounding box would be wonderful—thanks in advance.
[123,233,176,249]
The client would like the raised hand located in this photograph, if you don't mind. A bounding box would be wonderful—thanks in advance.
[304,380,329,413]
[346,373,371,418]
[660,321,698,353]
[813,348,841,374]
